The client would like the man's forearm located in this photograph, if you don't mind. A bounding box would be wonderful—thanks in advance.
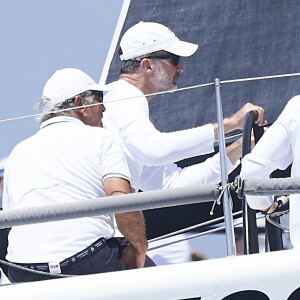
[225,137,242,164]
[115,211,148,254]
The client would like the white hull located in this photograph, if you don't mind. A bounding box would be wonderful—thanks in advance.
[1,249,299,300]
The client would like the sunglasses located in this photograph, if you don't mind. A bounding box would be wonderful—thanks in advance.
[83,90,104,103]
[142,53,181,66]
[65,90,103,104]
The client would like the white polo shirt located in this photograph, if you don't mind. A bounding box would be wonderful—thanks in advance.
[3,116,130,263]
[241,95,300,248]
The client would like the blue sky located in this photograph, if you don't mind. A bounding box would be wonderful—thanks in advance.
[0,0,123,159]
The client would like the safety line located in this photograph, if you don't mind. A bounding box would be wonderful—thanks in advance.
[0,259,73,278]
[0,72,299,124]
[220,72,300,84]
[148,214,265,251]
[148,211,243,243]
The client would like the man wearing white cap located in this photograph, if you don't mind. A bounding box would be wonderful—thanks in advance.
[102,21,266,263]
[104,21,266,192]
[2,68,148,282]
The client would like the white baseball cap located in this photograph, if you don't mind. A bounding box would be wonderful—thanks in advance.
[119,21,198,61]
[40,68,109,112]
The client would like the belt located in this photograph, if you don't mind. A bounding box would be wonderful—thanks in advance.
[18,237,107,274]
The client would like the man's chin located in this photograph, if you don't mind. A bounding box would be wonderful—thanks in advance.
[169,84,177,92]
[160,84,177,93]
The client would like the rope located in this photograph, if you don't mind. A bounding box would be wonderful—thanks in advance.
[0,102,103,124]
[148,214,265,251]
[266,215,290,232]
[220,72,300,84]
[1,71,300,124]
[209,183,233,216]
[0,259,73,278]
[148,210,243,243]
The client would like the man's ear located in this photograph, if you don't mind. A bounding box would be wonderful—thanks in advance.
[72,95,85,117]
[73,95,83,108]
[140,58,152,72]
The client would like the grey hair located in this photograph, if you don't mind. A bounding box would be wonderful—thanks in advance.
[119,51,165,75]
[120,59,141,75]
[37,92,94,125]
[118,46,141,75]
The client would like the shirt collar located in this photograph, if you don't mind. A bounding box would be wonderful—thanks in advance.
[40,116,84,130]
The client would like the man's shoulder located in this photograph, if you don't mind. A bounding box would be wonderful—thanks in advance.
[288,95,300,107]
[104,80,143,103]
[84,126,117,141]
[281,95,300,117]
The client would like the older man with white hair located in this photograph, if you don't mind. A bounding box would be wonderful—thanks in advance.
[2,68,148,282]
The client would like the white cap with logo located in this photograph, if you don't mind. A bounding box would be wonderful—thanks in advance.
[40,68,109,112]
[119,21,198,61]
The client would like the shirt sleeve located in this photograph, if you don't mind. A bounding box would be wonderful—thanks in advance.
[240,122,292,210]
[139,153,239,191]
[100,131,131,182]
[103,84,215,167]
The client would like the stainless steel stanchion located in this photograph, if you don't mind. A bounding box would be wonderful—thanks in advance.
[214,78,236,256]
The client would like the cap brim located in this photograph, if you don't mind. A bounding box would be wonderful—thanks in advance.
[89,83,111,92]
[165,40,198,57]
